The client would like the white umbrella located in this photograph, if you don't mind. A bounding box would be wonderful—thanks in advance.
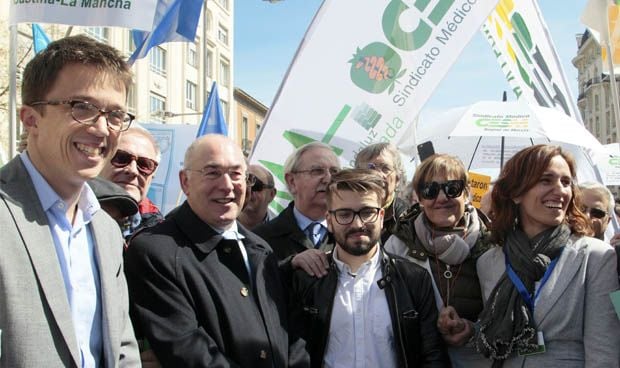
[417,100,604,182]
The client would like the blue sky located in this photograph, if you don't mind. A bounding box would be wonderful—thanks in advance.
[234,0,589,114]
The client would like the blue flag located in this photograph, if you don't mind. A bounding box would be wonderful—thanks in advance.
[197,82,228,137]
[32,24,51,54]
[128,0,203,65]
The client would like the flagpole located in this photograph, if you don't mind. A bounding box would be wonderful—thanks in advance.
[9,25,18,159]
[605,42,620,141]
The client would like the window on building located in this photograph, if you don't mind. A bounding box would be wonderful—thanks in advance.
[126,30,137,53]
[150,46,167,77]
[127,84,137,114]
[595,94,600,111]
[186,81,197,110]
[220,59,230,87]
[218,0,229,10]
[150,94,166,123]
[206,49,214,78]
[84,27,109,43]
[206,11,212,31]
[218,25,229,45]
[187,41,198,67]
[242,116,249,141]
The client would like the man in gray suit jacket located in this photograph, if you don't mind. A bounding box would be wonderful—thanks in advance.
[0,35,140,367]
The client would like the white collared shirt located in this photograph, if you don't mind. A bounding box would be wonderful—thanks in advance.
[323,247,397,368]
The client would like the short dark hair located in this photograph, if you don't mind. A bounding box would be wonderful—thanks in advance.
[21,35,132,104]
[326,168,386,208]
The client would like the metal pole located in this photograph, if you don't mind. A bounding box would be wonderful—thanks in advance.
[605,41,620,142]
[9,25,18,159]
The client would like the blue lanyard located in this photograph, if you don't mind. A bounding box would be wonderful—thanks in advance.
[505,248,563,312]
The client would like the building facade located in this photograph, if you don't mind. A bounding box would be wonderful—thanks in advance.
[573,29,619,144]
[0,0,261,161]
[234,87,268,156]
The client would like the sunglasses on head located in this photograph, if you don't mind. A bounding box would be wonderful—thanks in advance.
[419,179,465,200]
[582,207,607,219]
[111,149,158,176]
[251,177,274,192]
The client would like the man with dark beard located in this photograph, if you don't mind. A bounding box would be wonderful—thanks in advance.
[289,169,448,368]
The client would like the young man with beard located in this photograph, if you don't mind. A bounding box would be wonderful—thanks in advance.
[289,169,448,368]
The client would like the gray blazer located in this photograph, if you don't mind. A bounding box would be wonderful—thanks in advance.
[477,235,620,368]
[0,156,140,367]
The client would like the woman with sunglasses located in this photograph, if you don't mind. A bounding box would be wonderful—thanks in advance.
[384,154,492,367]
[473,145,619,367]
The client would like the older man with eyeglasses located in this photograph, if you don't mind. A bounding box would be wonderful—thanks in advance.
[100,125,163,238]
[124,134,310,367]
[254,142,341,276]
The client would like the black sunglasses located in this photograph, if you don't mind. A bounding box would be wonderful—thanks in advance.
[251,177,274,192]
[419,180,465,200]
[111,149,158,176]
[582,207,607,219]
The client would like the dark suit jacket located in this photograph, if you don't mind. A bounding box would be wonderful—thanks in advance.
[254,202,335,262]
[125,201,309,368]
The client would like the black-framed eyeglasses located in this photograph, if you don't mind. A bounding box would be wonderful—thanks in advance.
[186,165,247,182]
[29,99,134,132]
[419,180,465,200]
[581,206,608,219]
[329,206,381,225]
[367,162,394,175]
[292,166,340,177]
[250,177,274,192]
[111,149,159,176]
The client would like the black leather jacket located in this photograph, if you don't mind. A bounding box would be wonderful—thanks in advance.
[289,248,449,368]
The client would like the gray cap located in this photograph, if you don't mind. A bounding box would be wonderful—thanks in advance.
[88,177,139,218]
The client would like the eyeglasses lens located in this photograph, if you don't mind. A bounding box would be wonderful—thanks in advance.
[420,180,464,200]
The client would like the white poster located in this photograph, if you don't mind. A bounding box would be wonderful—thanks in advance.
[481,0,581,121]
[251,0,498,212]
[9,0,157,31]
[143,123,196,215]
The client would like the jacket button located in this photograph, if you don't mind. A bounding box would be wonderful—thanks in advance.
[240,287,249,297]
[259,350,268,359]
[420,252,425,257]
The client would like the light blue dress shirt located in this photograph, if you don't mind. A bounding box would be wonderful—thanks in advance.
[20,152,103,368]
[293,206,327,244]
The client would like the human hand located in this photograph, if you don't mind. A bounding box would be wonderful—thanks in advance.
[140,349,161,368]
[291,249,330,277]
[437,306,473,346]
[610,233,620,247]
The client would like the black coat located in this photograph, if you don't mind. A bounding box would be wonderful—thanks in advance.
[254,202,335,262]
[289,249,449,368]
[125,201,310,368]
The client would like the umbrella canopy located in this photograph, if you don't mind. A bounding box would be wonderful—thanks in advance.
[416,101,603,182]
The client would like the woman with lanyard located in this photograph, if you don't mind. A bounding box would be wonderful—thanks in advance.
[474,144,620,367]
[384,153,492,367]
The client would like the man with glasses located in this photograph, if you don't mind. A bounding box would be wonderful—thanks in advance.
[254,142,340,276]
[354,143,409,244]
[289,169,448,367]
[238,164,277,229]
[0,35,139,366]
[578,182,615,241]
[100,125,163,238]
[124,134,310,367]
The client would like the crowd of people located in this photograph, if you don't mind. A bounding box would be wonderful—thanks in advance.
[1,35,619,368]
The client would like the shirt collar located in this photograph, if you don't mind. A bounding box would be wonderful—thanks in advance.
[20,151,100,218]
[293,205,327,230]
[210,221,246,241]
[332,244,381,277]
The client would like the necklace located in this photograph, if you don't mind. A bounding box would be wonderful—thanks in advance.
[431,226,466,307]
